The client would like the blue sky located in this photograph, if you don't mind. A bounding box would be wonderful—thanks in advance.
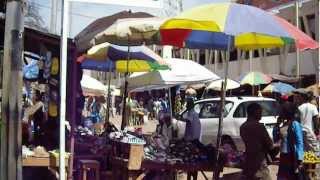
[31,0,231,37]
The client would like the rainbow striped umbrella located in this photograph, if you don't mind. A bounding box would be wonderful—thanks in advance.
[160,2,318,50]
[239,72,272,86]
[77,42,169,73]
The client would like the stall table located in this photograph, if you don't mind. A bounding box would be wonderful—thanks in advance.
[22,156,69,179]
[111,157,221,180]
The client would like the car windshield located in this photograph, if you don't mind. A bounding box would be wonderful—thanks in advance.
[198,101,234,118]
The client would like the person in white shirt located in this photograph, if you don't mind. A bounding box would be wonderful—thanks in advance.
[297,91,319,152]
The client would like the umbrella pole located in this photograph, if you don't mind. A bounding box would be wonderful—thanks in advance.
[249,50,254,95]
[106,63,112,124]
[121,44,130,130]
[168,88,173,120]
[214,48,230,180]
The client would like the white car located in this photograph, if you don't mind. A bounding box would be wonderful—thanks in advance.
[173,96,279,151]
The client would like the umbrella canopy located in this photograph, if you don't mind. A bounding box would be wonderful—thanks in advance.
[77,42,169,73]
[75,11,153,52]
[128,58,219,91]
[160,2,318,50]
[239,72,272,86]
[262,82,296,95]
[93,17,166,46]
[207,78,240,91]
[304,84,319,97]
[81,74,107,96]
[80,59,115,72]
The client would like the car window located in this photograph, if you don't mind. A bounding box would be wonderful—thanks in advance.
[180,102,203,118]
[233,100,279,118]
[257,101,278,116]
[199,101,233,118]
[233,103,246,118]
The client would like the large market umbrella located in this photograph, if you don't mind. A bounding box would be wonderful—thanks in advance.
[88,16,169,130]
[206,78,240,91]
[262,82,296,95]
[92,17,166,46]
[78,42,169,72]
[160,3,318,50]
[159,3,318,178]
[75,11,153,51]
[78,42,169,129]
[127,58,219,91]
[239,71,272,86]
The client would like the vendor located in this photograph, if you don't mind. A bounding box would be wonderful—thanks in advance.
[182,98,201,144]
[124,92,138,127]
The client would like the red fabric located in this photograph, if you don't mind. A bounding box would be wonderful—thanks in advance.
[77,54,86,63]
[281,95,289,101]
[160,29,192,47]
[273,15,319,50]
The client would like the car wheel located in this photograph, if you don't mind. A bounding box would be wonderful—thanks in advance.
[221,136,237,151]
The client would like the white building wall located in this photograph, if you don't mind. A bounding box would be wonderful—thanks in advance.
[205,50,317,80]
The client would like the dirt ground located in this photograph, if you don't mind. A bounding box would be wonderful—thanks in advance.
[109,115,279,180]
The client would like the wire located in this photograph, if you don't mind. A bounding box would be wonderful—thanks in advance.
[30,1,100,20]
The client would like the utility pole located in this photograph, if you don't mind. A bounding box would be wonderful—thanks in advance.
[0,0,24,180]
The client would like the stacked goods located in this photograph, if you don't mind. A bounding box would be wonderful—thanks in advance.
[144,139,219,164]
[304,151,320,164]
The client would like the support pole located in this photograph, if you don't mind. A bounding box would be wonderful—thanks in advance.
[120,44,130,130]
[249,50,254,95]
[295,0,300,82]
[60,0,69,179]
[106,63,112,123]
[214,37,231,180]
[0,1,24,180]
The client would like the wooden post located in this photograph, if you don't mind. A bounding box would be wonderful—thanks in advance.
[1,0,24,180]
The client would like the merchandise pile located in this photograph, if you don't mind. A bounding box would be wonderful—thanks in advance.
[109,131,146,145]
[75,126,109,155]
[144,138,218,164]
[22,145,50,158]
[304,151,320,163]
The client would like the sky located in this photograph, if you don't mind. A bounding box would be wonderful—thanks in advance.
[30,0,232,37]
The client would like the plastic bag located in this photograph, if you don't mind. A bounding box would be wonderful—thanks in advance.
[23,60,39,80]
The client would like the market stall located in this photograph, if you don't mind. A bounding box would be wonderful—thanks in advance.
[108,131,227,180]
